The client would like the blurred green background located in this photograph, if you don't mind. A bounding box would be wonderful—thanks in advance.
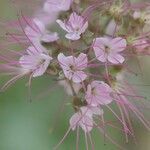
[0,0,150,150]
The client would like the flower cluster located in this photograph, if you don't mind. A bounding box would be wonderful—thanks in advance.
[0,0,150,149]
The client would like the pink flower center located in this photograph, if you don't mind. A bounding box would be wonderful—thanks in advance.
[36,56,47,68]
[91,87,98,96]
[105,45,111,53]
[69,65,77,72]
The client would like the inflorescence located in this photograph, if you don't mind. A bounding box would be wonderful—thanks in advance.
[0,0,150,149]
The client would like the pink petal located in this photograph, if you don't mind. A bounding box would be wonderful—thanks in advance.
[44,0,72,12]
[80,116,93,132]
[93,38,110,62]
[108,53,125,64]
[26,46,39,55]
[56,19,70,32]
[80,106,93,117]
[85,81,113,106]
[89,107,103,116]
[65,33,80,40]
[93,47,107,62]
[33,18,45,33]
[72,71,87,83]
[41,32,59,42]
[76,53,88,70]
[57,53,74,69]
[19,55,35,69]
[70,113,79,131]
[33,54,52,77]
[96,95,113,105]
[110,37,127,52]
[80,22,88,34]
[93,37,110,47]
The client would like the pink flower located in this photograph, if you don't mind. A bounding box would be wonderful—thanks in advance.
[56,12,88,40]
[93,37,127,64]
[58,53,88,83]
[44,0,73,13]
[85,81,113,106]
[25,18,59,44]
[19,45,52,77]
[70,106,103,132]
